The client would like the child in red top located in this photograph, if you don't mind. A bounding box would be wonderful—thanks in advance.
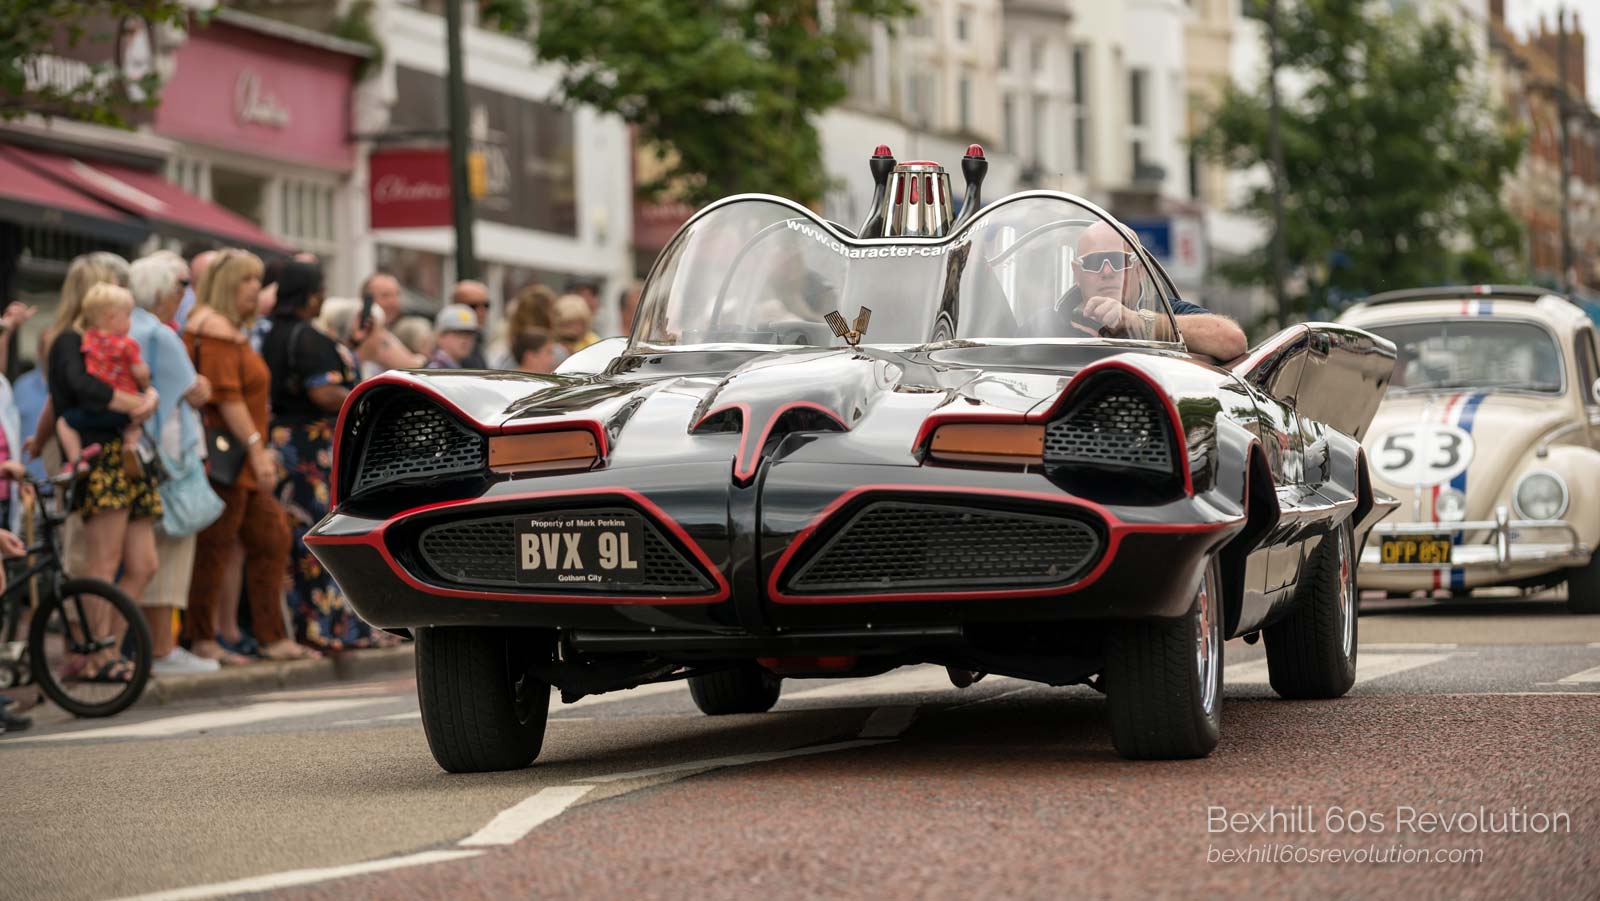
[78,283,151,475]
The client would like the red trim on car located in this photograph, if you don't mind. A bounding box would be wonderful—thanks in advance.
[329,372,608,506]
[306,487,728,606]
[766,483,1240,604]
[911,358,1194,496]
[696,400,848,483]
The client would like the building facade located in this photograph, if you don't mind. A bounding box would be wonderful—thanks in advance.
[1490,5,1600,295]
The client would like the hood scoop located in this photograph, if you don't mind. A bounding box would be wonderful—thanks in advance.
[691,349,888,483]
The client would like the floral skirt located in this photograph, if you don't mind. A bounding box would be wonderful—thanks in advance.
[271,419,385,650]
[76,435,162,519]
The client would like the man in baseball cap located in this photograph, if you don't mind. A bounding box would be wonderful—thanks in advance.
[427,303,481,369]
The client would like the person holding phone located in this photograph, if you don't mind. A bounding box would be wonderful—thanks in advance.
[353,272,423,377]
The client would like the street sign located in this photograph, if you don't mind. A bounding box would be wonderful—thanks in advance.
[369,147,452,229]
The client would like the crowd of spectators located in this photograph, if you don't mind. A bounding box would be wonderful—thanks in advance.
[0,244,632,709]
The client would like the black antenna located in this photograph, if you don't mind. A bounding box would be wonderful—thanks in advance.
[857,144,896,238]
[954,143,987,227]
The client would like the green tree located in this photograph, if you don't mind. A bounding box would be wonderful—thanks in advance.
[515,0,914,206]
[1196,0,1525,321]
[1,1,194,127]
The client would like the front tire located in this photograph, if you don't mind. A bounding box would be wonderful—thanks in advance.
[1566,551,1600,614]
[416,627,551,773]
[689,663,782,715]
[1264,521,1359,699]
[1104,558,1224,760]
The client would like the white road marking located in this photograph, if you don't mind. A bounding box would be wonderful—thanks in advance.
[116,850,483,901]
[554,680,688,710]
[379,711,422,721]
[577,739,892,784]
[1553,664,1600,684]
[1225,653,1452,685]
[859,705,918,738]
[7,700,374,744]
[458,786,595,847]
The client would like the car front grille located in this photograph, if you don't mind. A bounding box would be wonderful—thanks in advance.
[416,510,712,593]
[785,500,1102,593]
[351,396,486,496]
[1043,379,1172,473]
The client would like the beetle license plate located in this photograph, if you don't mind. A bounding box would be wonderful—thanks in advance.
[516,513,645,585]
[1379,534,1453,565]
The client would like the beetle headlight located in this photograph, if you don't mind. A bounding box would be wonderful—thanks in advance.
[1513,471,1568,521]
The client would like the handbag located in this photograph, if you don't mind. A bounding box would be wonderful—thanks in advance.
[143,324,225,537]
[155,448,225,538]
[189,331,248,487]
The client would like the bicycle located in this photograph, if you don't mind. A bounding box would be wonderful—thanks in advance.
[0,448,152,717]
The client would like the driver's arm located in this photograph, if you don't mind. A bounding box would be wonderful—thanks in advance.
[1175,314,1247,361]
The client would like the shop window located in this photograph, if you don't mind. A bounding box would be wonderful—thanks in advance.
[212,167,267,231]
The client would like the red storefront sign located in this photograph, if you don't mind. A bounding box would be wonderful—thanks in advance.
[154,21,357,170]
[368,148,453,228]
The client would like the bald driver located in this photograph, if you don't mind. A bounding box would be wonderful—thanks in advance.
[1044,221,1247,361]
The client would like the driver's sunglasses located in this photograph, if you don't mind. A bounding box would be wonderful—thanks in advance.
[1079,251,1137,273]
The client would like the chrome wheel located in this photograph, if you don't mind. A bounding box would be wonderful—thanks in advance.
[1337,527,1355,659]
[1196,573,1221,715]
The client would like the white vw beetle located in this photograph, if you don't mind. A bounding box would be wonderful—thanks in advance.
[1338,286,1600,613]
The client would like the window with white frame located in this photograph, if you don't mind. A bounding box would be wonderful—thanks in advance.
[276,177,338,257]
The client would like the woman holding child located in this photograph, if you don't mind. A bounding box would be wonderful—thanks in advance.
[40,254,161,683]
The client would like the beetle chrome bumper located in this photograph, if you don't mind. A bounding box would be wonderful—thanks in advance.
[1360,506,1591,572]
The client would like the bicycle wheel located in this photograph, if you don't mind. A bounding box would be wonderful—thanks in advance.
[29,578,152,717]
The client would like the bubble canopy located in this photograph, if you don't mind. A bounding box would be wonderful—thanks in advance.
[630,193,1183,353]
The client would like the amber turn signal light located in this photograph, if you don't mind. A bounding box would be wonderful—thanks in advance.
[927,423,1045,465]
[489,430,599,473]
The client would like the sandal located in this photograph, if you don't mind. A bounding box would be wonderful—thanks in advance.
[219,633,261,658]
[260,640,322,662]
[80,657,135,683]
[190,641,252,667]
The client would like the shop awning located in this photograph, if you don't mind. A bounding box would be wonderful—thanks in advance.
[0,146,149,245]
[5,145,292,254]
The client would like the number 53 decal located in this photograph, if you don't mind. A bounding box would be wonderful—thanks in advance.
[1372,424,1475,486]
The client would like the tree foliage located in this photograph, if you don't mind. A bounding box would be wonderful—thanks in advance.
[1196,0,1525,317]
[1,1,194,127]
[525,0,914,206]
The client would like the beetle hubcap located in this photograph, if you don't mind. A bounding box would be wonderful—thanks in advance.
[1196,575,1219,715]
[1338,528,1355,659]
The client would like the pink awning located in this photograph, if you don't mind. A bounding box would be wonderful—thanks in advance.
[6,145,292,253]
[0,146,148,244]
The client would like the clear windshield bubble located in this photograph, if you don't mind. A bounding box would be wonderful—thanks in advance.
[630,194,1180,351]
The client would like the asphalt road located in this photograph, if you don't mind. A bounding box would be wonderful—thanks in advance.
[5,594,1598,901]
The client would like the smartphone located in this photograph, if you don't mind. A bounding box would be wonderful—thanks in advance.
[358,291,375,336]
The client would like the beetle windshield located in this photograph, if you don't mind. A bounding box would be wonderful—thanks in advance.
[1373,320,1564,394]
[630,195,1180,352]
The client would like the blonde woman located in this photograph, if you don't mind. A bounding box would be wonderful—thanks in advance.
[36,252,159,683]
[183,250,310,663]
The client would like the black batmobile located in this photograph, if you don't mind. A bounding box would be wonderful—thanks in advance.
[308,150,1397,771]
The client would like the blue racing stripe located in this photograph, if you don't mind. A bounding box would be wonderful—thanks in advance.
[1449,391,1490,588]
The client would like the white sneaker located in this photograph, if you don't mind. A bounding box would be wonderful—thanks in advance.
[151,647,223,675]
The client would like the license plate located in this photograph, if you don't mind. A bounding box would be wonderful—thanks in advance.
[516,513,644,585]
[1379,534,1453,565]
